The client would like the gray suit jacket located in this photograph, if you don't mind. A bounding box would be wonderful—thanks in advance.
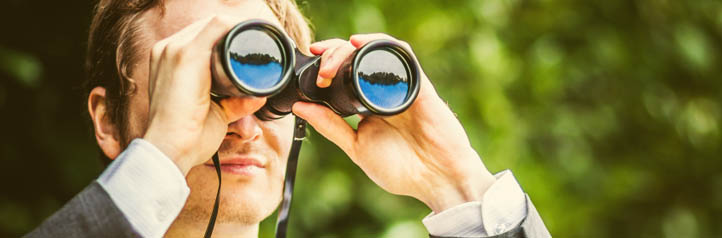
[26,182,550,238]
[25,182,140,238]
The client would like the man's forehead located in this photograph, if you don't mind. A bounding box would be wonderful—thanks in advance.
[142,0,280,42]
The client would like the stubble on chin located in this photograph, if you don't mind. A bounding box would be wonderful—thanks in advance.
[174,157,284,226]
[176,189,279,225]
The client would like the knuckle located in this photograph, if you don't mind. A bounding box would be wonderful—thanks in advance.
[325,38,346,46]
[342,43,356,51]
[322,48,336,59]
[377,33,398,41]
[166,43,192,63]
[151,42,165,58]
[175,48,193,63]
[160,46,172,60]
[209,15,222,25]
[366,33,385,39]
[210,15,233,28]
[163,43,180,57]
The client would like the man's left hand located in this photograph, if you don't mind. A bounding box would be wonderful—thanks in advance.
[292,33,497,213]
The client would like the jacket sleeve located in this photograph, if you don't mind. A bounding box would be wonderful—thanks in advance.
[24,181,141,238]
[25,139,190,238]
[430,194,551,238]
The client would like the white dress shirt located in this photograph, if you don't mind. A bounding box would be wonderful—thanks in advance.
[97,139,527,237]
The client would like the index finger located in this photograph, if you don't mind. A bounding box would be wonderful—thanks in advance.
[349,33,400,48]
[148,16,217,96]
[188,15,242,55]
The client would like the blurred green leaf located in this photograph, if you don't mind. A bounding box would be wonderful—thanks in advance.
[0,46,42,88]
[3,0,722,237]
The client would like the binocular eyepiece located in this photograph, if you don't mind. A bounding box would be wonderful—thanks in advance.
[211,19,420,120]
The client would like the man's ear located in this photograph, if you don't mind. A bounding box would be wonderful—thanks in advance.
[88,87,122,160]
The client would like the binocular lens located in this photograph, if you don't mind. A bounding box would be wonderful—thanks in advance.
[227,29,286,91]
[213,19,420,120]
[356,49,410,109]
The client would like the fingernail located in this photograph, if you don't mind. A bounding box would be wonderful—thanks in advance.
[317,76,331,88]
[309,45,321,54]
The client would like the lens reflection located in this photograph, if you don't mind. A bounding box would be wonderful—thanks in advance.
[228,29,284,90]
[357,49,409,109]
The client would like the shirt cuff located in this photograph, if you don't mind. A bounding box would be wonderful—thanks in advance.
[97,138,190,238]
[422,170,527,237]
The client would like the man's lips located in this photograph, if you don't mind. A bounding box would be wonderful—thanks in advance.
[204,157,265,176]
[221,158,264,167]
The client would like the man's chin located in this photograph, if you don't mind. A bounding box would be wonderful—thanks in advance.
[178,165,282,225]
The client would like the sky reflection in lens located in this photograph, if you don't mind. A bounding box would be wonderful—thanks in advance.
[228,29,283,90]
[357,50,409,109]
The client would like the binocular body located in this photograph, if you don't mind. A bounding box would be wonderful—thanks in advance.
[210,19,420,120]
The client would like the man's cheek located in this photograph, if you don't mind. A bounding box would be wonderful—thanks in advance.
[268,166,286,193]
[184,166,219,201]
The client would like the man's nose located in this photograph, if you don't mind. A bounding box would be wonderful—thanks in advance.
[219,96,265,142]
[226,115,262,142]
[219,96,266,123]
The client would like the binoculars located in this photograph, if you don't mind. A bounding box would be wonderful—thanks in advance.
[210,19,421,120]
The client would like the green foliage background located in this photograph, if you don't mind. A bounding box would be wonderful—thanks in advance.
[1,0,721,237]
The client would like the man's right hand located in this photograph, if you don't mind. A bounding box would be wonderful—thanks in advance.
[143,16,266,175]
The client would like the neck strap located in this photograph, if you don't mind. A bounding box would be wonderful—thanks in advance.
[275,117,306,238]
[204,117,306,238]
[204,152,221,238]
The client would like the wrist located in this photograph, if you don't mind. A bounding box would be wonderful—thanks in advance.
[143,128,191,175]
[422,172,496,213]
[419,148,497,213]
[422,148,496,214]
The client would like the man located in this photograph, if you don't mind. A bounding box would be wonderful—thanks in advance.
[26,0,550,237]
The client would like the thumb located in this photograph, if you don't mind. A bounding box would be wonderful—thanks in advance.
[292,101,356,154]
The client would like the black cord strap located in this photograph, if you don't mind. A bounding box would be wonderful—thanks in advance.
[275,117,306,238]
[203,117,305,238]
[204,152,222,238]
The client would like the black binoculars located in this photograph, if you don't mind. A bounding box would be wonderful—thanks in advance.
[210,19,421,120]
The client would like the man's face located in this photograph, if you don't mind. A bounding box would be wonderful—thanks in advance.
[121,0,296,226]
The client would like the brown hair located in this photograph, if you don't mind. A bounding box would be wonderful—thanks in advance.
[84,0,313,144]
